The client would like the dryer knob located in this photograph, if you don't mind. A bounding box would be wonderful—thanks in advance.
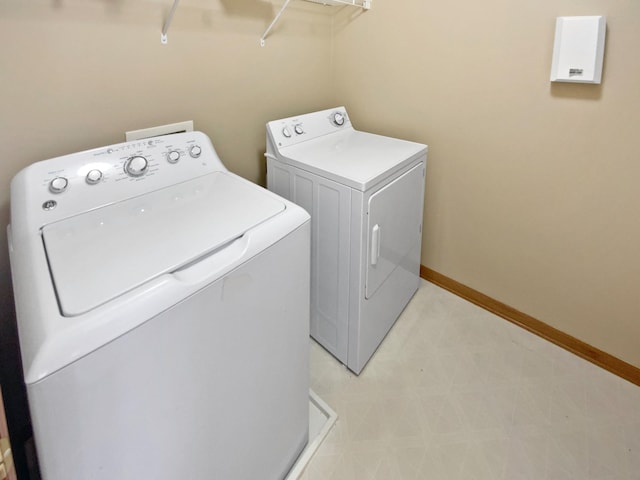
[124,155,149,177]
[282,127,292,138]
[333,112,345,126]
[189,145,202,158]
[49,176,69,194]
[294,124,304,135]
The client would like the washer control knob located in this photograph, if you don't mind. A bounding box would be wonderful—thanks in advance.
[86,169,103,185]
[124,155,148,177]
[189,145,202,158]
[49,176,69,194]
[282,127,292,138]
[294,124,304,135]
[333,112,345,126]
[167,150,181,164]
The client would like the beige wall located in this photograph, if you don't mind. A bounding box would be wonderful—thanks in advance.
[333,1,640,368]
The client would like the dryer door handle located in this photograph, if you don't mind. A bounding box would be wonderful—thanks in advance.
[370,224,381,266]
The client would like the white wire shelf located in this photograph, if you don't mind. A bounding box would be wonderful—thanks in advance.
[158,0,371,46]
[260,0,372,47]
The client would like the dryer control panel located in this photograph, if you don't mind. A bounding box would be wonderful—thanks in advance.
[266,106,351,149]
[10,131,227,227]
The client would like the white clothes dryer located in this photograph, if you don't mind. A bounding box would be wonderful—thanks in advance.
[266,107,427,374]
[8,132,310,480]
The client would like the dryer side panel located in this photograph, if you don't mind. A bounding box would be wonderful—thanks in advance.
[267,160,351,364]
[313,178,351,362]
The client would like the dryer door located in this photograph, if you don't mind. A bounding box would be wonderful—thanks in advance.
[365,163,424,299]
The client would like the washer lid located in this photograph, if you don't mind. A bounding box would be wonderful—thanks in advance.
[279,130,426,191]
[42,172,285,316]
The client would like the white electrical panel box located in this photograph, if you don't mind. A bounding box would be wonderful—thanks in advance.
[550,16,606,84]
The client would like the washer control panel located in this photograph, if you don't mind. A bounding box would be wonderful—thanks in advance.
[12,131,226,225]
[267,106,351,149]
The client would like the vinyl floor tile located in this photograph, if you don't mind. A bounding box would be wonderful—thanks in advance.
[299,280,640,480]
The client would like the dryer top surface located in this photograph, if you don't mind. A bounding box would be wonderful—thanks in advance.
[277,130,426,191]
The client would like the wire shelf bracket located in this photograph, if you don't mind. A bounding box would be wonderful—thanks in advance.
[260,0,371,47]
[161,0,181,44]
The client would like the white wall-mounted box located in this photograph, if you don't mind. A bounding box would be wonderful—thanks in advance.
[550,16,606,84]
[125,120,194,141]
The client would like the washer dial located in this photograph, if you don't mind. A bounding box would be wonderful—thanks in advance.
[167,150,181,164]
[49,177,69,194]
[333,112,345,126]
[294,124,304,135]
[282,127,292,138]
[86,169,103,185]
[124,156,149,177]
[189,145,202,158]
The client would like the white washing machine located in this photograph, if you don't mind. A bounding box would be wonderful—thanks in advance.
[8,131,311,480]
[266,107,427,374]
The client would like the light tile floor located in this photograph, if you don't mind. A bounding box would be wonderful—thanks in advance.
[300,280,640,480]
